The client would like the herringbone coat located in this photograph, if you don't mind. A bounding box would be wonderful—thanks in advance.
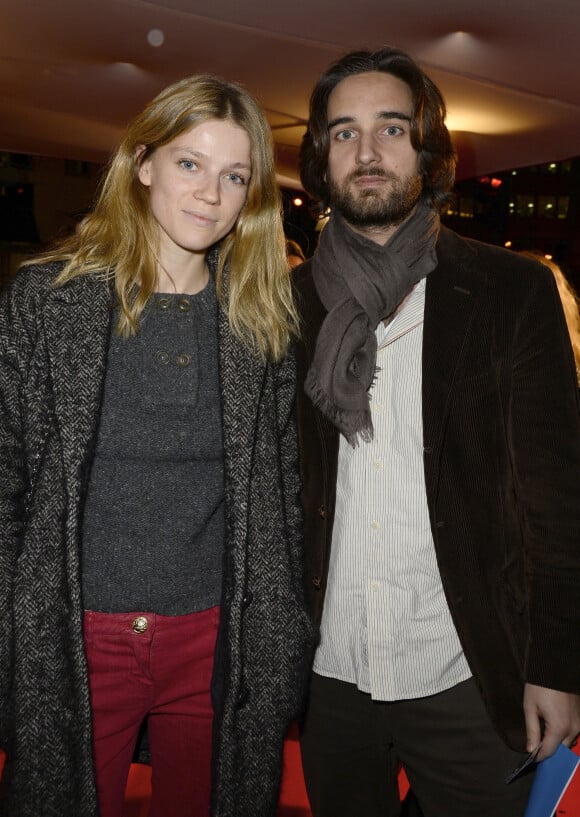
[0,261,314,817]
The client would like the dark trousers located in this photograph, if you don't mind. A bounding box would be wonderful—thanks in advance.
[300,673,534,817]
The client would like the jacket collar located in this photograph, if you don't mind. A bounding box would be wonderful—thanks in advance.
[217,299,267,533]
[422,226,485,496]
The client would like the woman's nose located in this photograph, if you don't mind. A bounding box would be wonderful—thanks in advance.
[194,176,220,204]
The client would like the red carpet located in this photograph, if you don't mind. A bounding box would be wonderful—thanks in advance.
[1,739,579,815]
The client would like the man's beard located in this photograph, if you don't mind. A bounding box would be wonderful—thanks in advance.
[328,167,423,229]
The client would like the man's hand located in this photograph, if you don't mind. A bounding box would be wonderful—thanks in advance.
[523,683,580,761]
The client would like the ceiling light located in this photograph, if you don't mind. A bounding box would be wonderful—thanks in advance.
[147,29,165,47]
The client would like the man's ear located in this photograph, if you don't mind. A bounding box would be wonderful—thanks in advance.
[136,145,151,186]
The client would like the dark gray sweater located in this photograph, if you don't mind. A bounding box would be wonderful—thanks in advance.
[81,280,225,615]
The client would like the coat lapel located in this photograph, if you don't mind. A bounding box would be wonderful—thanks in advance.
[218,305,266,545]
[43,276,111,512]
[422,228,485,500]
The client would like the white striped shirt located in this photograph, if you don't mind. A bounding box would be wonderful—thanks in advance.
[313,279,472,700]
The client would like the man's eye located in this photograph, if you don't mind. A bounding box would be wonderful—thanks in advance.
[384,126,403,136]
[336,130,356,141]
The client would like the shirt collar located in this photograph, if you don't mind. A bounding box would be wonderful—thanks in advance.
[376,278,425,349]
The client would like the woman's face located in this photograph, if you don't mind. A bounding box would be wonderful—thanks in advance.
[138,118,252,265]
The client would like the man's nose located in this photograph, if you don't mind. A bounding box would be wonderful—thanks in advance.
[356,132,381,165]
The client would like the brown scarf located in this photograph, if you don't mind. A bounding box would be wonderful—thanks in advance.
[305,202,440,446]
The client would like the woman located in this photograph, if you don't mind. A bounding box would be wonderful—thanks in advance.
[519,251,580,382]
[0,75,313,817]
[285,238,307,269]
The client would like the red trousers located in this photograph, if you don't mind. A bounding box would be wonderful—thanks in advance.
[83,606,219,817]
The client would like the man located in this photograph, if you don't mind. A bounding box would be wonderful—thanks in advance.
[294,47,580,817]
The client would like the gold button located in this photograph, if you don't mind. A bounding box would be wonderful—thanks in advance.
[155,350,170,365]
[178,298,191,312]
[132,616,148,633]
[158,297,171,311]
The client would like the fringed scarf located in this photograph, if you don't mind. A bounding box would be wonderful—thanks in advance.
[305,202,440,446]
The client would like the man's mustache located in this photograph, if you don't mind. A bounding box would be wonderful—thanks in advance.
[347,168,397,182]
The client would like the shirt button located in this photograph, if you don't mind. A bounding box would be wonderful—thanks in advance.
[373,460,382,470]
[374,402,383,413]
[158,297,171,311]
[132,616,148,633]
[371,581,380,592]
[176,352,191,367]
[371,520,379,530]
[155,350,170,365]
[178,298,191,312]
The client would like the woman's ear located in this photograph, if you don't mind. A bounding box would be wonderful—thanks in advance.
[136,145,151,186]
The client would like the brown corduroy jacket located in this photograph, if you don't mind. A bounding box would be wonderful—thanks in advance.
[293,225,580,752]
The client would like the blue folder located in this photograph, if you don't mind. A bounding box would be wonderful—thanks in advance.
[523,743,580,817]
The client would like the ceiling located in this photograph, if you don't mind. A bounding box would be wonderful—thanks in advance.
[1,0,579,188]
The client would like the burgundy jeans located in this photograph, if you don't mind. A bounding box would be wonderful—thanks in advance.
[83,606,219,817]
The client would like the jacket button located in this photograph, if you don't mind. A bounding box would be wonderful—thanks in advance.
[242,590,254,607]
[155,350,170,365]
[132,616,148,633]
[317,505,326,518]
[176,352,191,367]
[178,298,191,312]
[312,576,322,590]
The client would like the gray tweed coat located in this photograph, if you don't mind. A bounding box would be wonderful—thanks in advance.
[0,261,314,817]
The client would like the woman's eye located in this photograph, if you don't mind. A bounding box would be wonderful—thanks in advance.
[226,173,246,185]
[179,159,197,171]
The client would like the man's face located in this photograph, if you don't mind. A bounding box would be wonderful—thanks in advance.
[326,71,422,239]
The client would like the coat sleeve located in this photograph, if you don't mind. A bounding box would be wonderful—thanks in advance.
[272,342,317,721]
[0,270,38,743]
[509,265,580,693]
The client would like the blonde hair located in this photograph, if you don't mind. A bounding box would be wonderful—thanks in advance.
[36,75,297,361]
[520,252,580,374]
